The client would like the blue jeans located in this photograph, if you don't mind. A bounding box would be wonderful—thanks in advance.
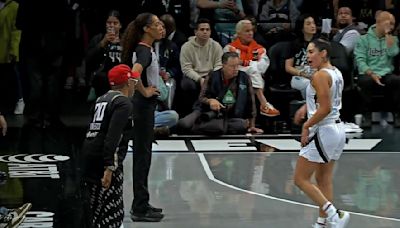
[0,206,9,216]
[154,110,179,128]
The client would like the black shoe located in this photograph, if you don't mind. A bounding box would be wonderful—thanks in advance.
[361,113,372,128]
[130,205,163,214]
[131,209,164,222]
[147,204,163,213]
[154,126,170,138]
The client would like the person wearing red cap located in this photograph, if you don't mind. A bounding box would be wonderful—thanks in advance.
[121,13,165,222]
[81,64,139,228]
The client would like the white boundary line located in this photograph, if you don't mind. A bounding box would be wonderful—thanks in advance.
[197,153,400,222]
[193,151,400,154]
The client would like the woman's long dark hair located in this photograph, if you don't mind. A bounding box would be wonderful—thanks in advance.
[121,13,155,66]
[294,14,315,41]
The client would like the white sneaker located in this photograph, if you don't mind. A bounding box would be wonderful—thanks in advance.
[14,99,25,115]
[329,210,350,228]
[344,122,363,133]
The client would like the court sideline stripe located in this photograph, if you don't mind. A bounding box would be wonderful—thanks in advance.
[197,153,400,222]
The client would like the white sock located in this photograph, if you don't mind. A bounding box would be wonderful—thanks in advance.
[322,201,337,219]
[317,217,327,225]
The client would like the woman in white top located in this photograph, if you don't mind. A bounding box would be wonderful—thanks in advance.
[293,38,349,228]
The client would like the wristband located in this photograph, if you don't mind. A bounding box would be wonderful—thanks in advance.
[131,71,141,79]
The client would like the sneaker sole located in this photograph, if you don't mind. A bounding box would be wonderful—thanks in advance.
[260,112,280,117]
[131,215,164,222]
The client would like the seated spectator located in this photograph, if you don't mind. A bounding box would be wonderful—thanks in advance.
[332,6,361,55]
[258,0,300,32]
[160,14,188,49]
[177,52,263,135]
[354,11,400,127]
[179,18,223,116]
[154,20,181,84]
[285,14,317,98]
[86,10,123,99]
[224,19,280,117]
[338,0,381,31]
[197,0,246,46]
[154,76,179,137]
[258,0,300,47]
[154,21,180,137]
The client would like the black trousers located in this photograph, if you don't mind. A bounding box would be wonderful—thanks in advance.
[131,94,157,213]
[357,74,400,113]
[178,76,201,116]
[23,55,63,122]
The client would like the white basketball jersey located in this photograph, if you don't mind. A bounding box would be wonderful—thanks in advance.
[305,67,343,124]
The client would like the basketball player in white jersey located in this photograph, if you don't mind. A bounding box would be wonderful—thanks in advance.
[293,38,349,228]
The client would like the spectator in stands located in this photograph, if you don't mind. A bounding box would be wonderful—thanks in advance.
[197,0,246,46]
[0,0,23,115]
[17,0,68,128]
[258,0,300,47]
[258,0,300,33]
[354,11,400,127]
[179,18,223,116]
[225,19,280,117]
[138,0,192,37]
[154,76,179,137]
[338,0,381,31]
[160,14,188,49]
[156,19,182,82]
[86,10,123,99]
[332,6,361,55]
[154,20,180,136]
[177,52,263,134]
[285,14,317,98]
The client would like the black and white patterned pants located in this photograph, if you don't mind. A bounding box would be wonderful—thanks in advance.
[88,169,124,228]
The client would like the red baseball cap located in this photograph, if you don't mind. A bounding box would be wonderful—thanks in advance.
[108,64,140,86]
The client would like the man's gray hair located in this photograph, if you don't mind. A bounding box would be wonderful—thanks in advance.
[235,19,252,34]
[222,52,239,64]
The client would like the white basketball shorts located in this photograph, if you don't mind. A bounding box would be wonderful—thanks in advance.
[299,122,346,163]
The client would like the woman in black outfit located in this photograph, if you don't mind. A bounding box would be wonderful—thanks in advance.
[86,10,123,98]
[121,13,165,222]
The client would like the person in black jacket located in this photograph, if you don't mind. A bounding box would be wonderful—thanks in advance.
[177,51,263,135]
[86,10,123,98]
[81,64,139,228]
